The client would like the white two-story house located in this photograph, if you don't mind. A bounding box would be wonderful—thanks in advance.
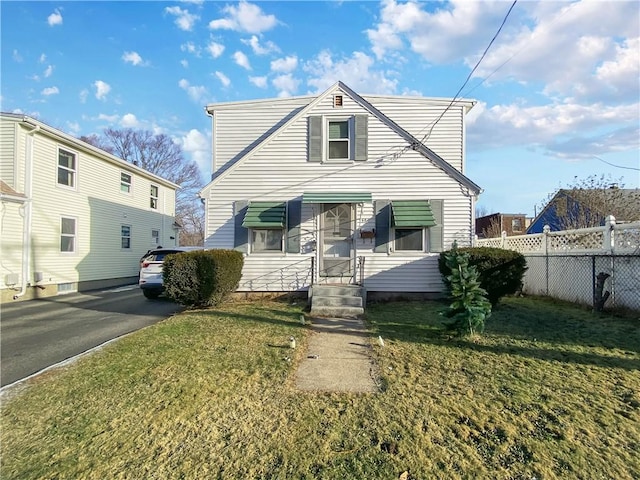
[199,81,482,304]
[0,113,179,301]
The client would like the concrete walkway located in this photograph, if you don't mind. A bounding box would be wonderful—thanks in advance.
[294,316,379,393]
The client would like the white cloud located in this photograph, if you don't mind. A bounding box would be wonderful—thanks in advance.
[122,51,148,66]
[181,42,201,56]
[67,121,80,134]
[215,71,231,87]
[120,113,140,128]
[39,53,47,63]
[47,9,63,27]
[41,86,59,96]
[304,51,398,95]
[44,65,53,78]
[249,76,268,88]
[241,35,279,55]
[97,113,119,123]
[233,51,251,70]
[181,129,210,177]
[178,78,208,103]
[94,80,111,100]
[181,59,189,68]
[272,74,299,97]
[79,89,89,103]
[165,6,199,31]
[12,50,22,62]
[209,1,278,34]
[207,41,225,58]
[270,55,298,73]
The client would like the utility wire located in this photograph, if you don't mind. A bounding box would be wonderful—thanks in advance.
[593,155,640,172]
[416,0,518,145]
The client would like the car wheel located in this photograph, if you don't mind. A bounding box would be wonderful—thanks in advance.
[143,290,160,299]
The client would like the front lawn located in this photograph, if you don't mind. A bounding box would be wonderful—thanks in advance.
[1,297,638,479]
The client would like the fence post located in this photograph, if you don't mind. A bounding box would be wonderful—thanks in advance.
[543,225,550,295]
[501,231,507,249]
[604,215,616,254]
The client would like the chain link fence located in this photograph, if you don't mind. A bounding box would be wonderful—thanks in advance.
[522,254,640,311]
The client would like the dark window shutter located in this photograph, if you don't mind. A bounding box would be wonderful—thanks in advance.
[286,200,301,253]
[429,199,444,252]
[374,200,390,253]
[308,116,322,162]
[233,200,248,253]
[354,115,368,161]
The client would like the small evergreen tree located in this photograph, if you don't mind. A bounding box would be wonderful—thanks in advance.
[441,244,492,336]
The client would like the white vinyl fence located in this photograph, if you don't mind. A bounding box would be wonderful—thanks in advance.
[476,216,640,311]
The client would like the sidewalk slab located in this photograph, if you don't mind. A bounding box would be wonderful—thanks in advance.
[294,316,379,393]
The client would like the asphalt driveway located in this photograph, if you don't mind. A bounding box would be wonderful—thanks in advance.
[1,285,183,387]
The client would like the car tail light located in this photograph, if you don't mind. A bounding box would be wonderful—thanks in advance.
[142,262,151,268]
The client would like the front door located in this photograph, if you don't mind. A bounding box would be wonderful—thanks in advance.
[319,203,353,280]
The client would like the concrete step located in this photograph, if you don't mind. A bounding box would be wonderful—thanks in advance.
[312,295,363,308]
[310,285,364,298]
[309,305,365,318]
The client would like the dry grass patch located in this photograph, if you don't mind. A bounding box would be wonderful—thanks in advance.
[1,297,639,479]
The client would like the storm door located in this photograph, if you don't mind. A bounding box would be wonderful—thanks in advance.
[319,203,354,279]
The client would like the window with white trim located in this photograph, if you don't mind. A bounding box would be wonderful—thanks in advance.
[58,148,76,188]
[512,218,523,232]
[152,229,160,245]
[150,185,159,209]
[121,172,132,193]
[121,225,131,249]
[60,216,76,252]
[251,229,283,252]
[327,119,350,160]
[394,228,426,252]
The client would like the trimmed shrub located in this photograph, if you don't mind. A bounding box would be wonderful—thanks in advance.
[164,249,243,307]
[438,246,527,305]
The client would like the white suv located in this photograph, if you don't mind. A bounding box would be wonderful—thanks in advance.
[139,246,203,299]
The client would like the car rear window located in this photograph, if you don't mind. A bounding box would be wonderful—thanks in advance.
[146,250,184,262]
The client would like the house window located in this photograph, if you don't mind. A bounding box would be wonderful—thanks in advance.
[327,120,350,160]
[58,148,76,188]
[60,216,76,252]
[251,229,283,252]
[512,218,523,232]
[121,172,132,193]
[121,225,131,249]
[395,228,424,251]
[150,185,158,209]
[152,229,160,244]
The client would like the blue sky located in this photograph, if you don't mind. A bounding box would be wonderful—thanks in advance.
[2,0,638,217]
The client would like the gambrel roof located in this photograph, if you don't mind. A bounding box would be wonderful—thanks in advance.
[200,81,482,197]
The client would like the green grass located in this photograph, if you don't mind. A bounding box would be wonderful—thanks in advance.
[2,297,639,479]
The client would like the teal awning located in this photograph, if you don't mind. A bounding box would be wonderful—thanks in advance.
[302,192,372,204]
[392,200,436,227]
[242,202,286,228]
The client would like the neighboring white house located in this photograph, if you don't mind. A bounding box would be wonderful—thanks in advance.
[0,113,180,302]
[199,81,482,299]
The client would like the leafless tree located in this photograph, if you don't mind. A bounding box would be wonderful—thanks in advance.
[475,205,489,219]
[538,174,640,230]
[81,128,205,244]
[481,217,502,239]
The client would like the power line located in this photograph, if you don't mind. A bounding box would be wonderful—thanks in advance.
[593,155,640,172]
[417,0,518,145]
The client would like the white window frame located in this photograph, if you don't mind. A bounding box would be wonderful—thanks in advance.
[121,225,132,250]
[393,227,427,253]
[150,185,159,210]
[152,229,160,245]
[250,228,284,253]
[57,147,77,189]
[60,216,77,253]
[511,218,523,232]
[120,172,132,194]
[325,117,351,161]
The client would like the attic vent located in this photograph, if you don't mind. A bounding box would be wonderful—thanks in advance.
[333,95,343,108]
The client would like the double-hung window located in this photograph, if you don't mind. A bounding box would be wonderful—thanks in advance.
[58,148,76,188]
[60,216,77,253]
[152,229,160,245]
[242,202,286,253]
[121,172,132,193]
[121,225,131,249]
[327,120,350,160]
[150,185,159,209]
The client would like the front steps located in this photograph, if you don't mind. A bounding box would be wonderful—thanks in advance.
[309,284,365,317]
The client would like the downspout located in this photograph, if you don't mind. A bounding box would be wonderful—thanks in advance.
[14,122,40,299]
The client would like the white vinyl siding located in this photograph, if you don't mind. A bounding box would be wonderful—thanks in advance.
[0,119,17,187]
[1,113,179,292]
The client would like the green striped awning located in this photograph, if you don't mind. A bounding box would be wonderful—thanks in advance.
[242,202,286,228]
[302,192,372,204]
[391,200,436,227]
